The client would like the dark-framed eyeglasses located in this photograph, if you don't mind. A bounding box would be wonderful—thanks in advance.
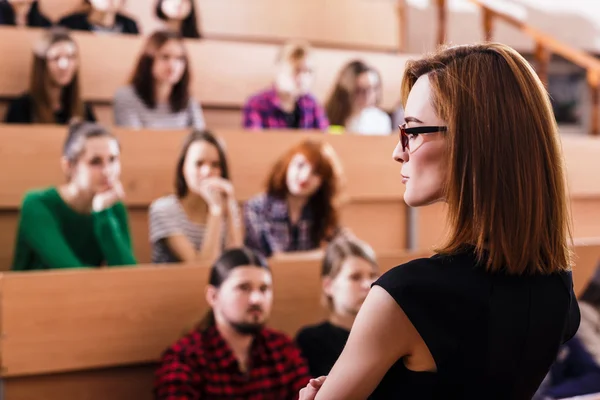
[399,124,448,153]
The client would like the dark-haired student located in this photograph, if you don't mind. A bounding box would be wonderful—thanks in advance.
[0,0,51,28]
[113,30,205,129]
[4,27,96,124]
[155,0,201,39]
[154,248,310,399]
[12,122,137,271]
[296,235,379,378]
[58,0,139,35]
[149,130,242,264]
[244,139,342,258]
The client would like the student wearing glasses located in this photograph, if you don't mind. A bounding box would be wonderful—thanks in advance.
[300,43,580,400]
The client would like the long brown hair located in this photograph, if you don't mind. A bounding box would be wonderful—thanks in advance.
[402,43,572,275]
[325,60,382,126]
[30,27,85,124]
[174,130,230,198]
[266,139,340,245]
[129,30,191,112]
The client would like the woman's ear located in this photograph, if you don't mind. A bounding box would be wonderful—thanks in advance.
[322,276,334,297]
[205,285,218,308]
[60,156,73,181]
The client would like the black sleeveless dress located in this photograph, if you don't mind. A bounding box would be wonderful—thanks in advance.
[370,248,580,400]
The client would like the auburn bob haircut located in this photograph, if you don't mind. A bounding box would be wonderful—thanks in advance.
[402,43,572,275]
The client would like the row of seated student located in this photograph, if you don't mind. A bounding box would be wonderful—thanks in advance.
[153,237,379,399]
[0,0,201,38]
[11,121,344,270]
[3,27,400,134]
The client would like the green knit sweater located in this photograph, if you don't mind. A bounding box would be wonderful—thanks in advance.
[11,187,137,270]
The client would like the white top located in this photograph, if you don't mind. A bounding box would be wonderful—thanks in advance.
[346,107,392,136]
[113,85,206,130]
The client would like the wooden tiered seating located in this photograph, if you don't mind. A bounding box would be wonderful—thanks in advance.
[1,242,598,400]
[0,126,405,268]
[36,0,402,51]
[0,251,429,400]
[0,27,416,127]
[1,126,600,267]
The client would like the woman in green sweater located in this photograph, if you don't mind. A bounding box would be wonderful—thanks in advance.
[12,121,137,270]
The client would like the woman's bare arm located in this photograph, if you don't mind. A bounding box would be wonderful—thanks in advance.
[311,286,424,400]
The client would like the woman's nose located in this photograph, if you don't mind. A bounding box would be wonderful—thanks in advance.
[392,141,408,164]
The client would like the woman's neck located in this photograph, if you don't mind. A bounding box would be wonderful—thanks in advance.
[155,82,173,105]
[328,312,355,332]
[165,19,182,34]
[88,9,116,28]
[277,90,297,113]
[12,3,31,26]
[286,194,308,225]
[58,183,95,214]
[179,194,209,221]
[46,85,62,111]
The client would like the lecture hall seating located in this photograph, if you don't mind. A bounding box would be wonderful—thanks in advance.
[0,251,429,400]
[0,126,406,268]
[36,0,403,51]
[1,241,599,400]
[1,126,600,266]
[0,27,417,127]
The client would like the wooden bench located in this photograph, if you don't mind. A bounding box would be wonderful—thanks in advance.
[0,126,406,268]
[0,251,428,400]
[35,0,402,52]
[0,26,416,127]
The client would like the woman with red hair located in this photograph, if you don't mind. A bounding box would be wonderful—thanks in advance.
[243,139,342,258]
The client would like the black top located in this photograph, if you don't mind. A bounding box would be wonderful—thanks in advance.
[295,321,350,378]
[0,1,51,27]
[370,248,580,400]
[282,103,302,128]
[58,12,139,35]
[4,93,96,124]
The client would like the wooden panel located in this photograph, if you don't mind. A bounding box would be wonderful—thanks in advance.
[571,199,600,239]
[0,126,403,206]
[572,239,600,296]
[0,251,419,377]
[0,27,415,110]
[4,364,155,400]
[198,0,400,50]
[0,211,19,270]
[341,200,406,252]
[37,0,401,51]
[1,265,209,376]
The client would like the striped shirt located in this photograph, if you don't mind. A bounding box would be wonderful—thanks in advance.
[113,85,206,130]
[149,195,209,264]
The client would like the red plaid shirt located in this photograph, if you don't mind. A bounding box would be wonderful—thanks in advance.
[154,325,310,400]
[243,87,329,130]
